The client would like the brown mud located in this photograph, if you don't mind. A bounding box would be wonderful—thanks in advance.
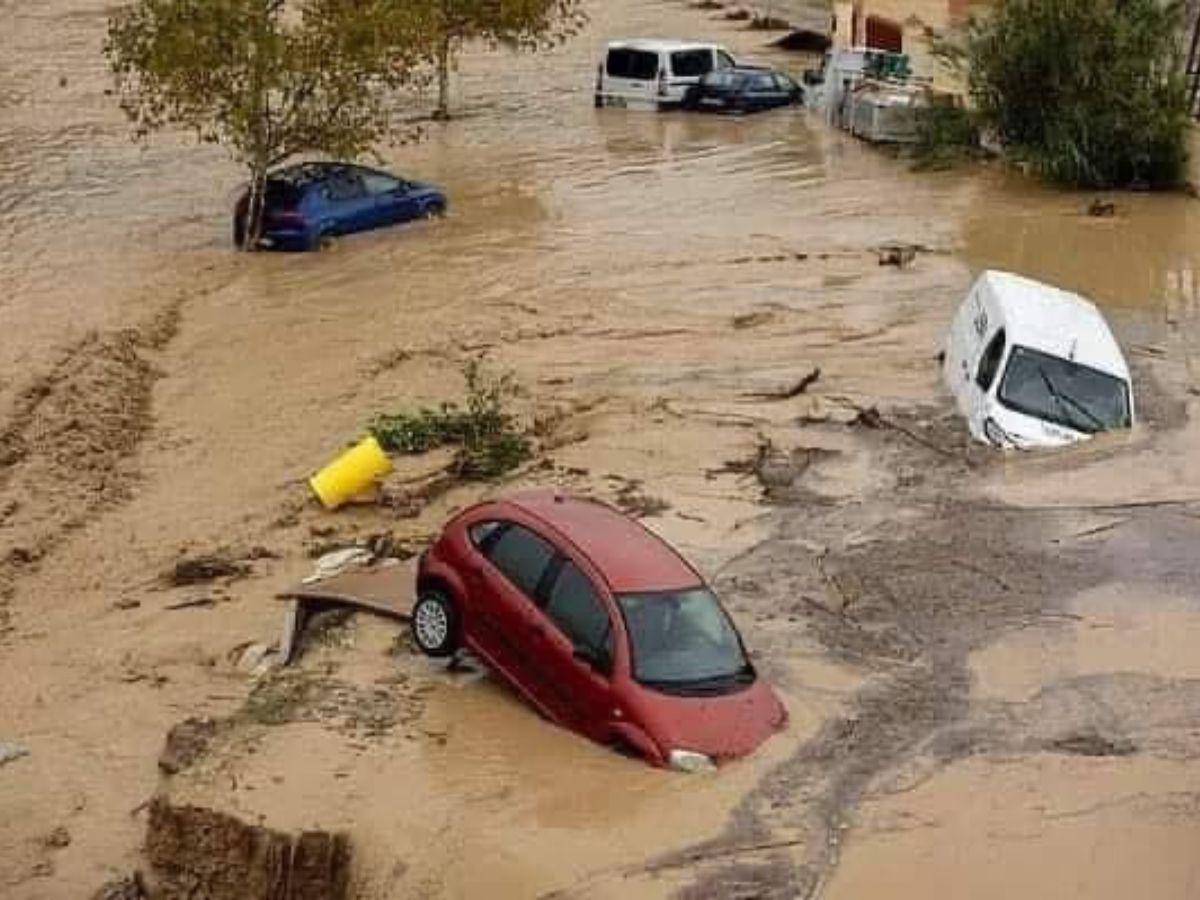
[0,299,189,623]
[2,0,1199,898]
[144,799,351,900]
[640,414,1200,899]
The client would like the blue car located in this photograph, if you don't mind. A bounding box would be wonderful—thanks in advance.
[233,162,447,251]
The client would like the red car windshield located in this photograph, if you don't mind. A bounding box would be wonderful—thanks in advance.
[617,588,752,694]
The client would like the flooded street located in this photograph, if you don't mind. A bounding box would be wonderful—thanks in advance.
[2,0,1200,897]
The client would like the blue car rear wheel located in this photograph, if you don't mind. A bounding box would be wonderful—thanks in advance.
[304,226,332,252]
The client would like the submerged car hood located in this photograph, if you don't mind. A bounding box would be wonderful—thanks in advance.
[631,677,787,761]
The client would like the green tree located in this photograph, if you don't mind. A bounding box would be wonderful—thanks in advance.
[418,0,586,119]
[105,0,434,248]
[958,0,1190,188]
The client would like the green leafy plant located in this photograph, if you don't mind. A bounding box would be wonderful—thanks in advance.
[945,0,1190,188]
[371,360,532,479]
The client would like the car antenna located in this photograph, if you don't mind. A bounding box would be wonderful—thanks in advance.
[1069,338,1078,361]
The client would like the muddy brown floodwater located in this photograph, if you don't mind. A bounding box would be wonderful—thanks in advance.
[2,0,1200,897]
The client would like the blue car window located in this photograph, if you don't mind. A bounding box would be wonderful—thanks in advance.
[752,74,775,92]
[264,181,303,211]
[325,174,367,202]
[704,71,741,89]
[362,171,403,196]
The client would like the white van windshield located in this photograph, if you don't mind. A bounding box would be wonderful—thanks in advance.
[998,345,1131,434]
[607,49,659,80]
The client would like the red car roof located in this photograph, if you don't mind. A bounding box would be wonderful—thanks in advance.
[507,492,702,594]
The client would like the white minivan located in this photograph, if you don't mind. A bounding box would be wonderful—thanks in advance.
[595,40,737,110]
[943,270,1135,449]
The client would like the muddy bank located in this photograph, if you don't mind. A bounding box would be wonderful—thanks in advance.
[0,302,179,625]
[654,414,1200,897]
[0,0,235,422]
[143,799,350,900]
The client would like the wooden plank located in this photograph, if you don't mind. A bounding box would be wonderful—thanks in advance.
[278,560,417,622]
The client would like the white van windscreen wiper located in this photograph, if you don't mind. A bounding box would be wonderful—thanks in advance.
[1036,366,1105,432]
[998,346,1130,434]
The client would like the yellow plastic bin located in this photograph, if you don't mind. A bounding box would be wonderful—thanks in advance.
[309,436,394,510]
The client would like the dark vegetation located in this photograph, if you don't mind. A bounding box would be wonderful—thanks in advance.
[370,359,532,479]
[911,102,980,170]
[933,0,1190,188]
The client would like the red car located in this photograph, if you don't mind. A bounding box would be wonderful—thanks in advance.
[412,491,787,770]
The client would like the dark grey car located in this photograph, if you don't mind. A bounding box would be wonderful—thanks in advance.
[681,67,803,114]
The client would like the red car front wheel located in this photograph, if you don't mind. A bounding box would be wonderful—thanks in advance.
[411,590,460,657]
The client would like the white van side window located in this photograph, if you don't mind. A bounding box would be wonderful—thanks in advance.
[976,328,1006,391]
[670,49,714,78]
[607,49,659,80]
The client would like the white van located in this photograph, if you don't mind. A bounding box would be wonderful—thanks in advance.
[943,270,1135,449]
[595,40,737,110]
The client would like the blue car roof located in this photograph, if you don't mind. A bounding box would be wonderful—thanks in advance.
[702,66,779,84]
[268,161,406,187]
[270,161,347,185]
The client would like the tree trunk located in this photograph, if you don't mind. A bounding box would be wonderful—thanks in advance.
[435,33,452,120]
[241,0,272,251]
[243,164,268,252]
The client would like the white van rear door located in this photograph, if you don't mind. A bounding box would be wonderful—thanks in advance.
[603,48,661,106]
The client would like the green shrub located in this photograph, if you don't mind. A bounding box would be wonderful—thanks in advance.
[912,101,980,170]
[963,0,1190,188]
[371,360,532,480]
